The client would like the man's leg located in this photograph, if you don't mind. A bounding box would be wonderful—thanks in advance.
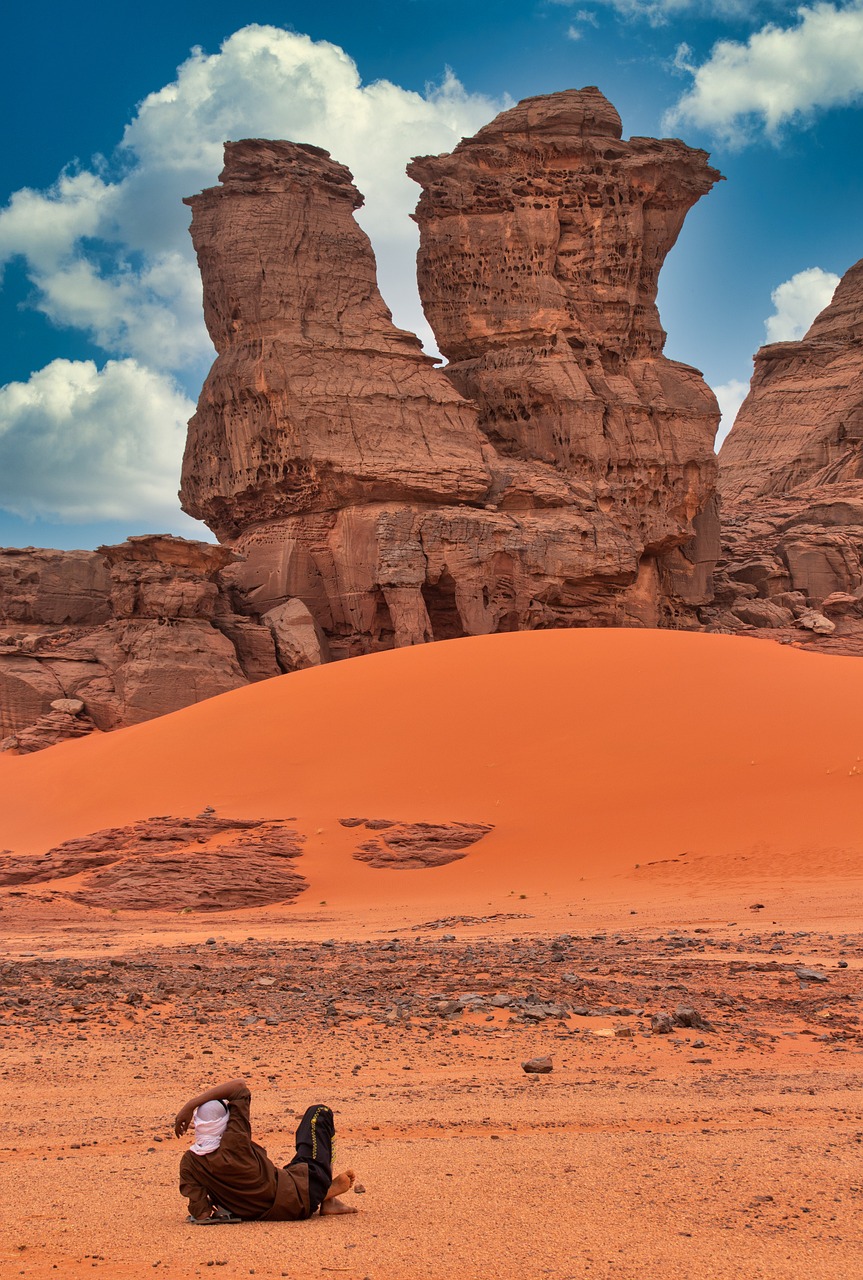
[287,1104,335,1213]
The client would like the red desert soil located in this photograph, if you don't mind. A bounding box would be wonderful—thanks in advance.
[1,630,862,1279]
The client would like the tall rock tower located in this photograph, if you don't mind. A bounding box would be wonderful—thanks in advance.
[181,91,723,660]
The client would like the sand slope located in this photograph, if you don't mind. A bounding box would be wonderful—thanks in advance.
[1,629,861,920]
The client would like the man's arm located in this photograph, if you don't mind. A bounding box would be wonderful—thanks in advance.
[174,1078,248,1137]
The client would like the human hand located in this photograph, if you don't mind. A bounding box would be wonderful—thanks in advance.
[174,1104,194,1137]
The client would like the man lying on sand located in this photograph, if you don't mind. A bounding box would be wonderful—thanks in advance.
[174,1077,357,1223]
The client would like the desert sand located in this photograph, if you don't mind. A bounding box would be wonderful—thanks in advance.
[1,630,862,1279]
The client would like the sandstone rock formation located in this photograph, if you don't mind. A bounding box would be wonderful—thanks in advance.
[408,87,722,605]
[0,536,280,750]
[180,94,722,658]
[0,814,307,910]
[341,818,494,869]
[713,257,863,654]
[0,90,729,750]
[721,259,863,504]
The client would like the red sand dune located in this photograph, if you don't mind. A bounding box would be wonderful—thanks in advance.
[1,629,862,921]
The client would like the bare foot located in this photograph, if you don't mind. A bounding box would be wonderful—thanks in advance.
[325,1169,356,1199]
[320,1196,358,1216]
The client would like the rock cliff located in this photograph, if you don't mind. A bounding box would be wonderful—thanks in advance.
[180,92,722,657]
[713,257,863,654]
[0,536,280,751]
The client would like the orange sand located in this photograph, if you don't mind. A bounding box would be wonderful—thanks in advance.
[2,631,863,1280]
[1,629,862,926]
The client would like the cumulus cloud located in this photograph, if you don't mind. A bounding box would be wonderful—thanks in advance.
[764,266,840,341]
[712,378,750,445]
[0,27,504,375]
[665,1,863,143]
[0,359,197,525]
[0,26,506,526]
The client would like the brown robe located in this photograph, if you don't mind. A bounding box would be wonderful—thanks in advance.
[179,1089,310,1221]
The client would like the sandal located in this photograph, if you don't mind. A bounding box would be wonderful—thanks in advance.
[187,1208,244,1225]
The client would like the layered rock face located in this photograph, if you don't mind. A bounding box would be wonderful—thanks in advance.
[714,258,863,654]
[407,89,722,610]
[180,139,491,537]
[181,95,722,657]
[0,537,282,752]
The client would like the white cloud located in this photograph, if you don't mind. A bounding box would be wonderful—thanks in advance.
[0,359,198,526]
[0,27,504,377]
[764,266,840,341]
[664,1,863,143]
[565,8,600,36]
[712,378,750,445]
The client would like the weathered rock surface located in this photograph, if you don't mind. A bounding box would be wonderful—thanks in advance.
[712,258,863,655]
[180,139,492,536]
[180,95,722,658]
[0,814,306,910]
[344,818,494,869]
[0,537,282,749]
[409,88,723,612]
[721,259,863,503]
[0,90,734,748]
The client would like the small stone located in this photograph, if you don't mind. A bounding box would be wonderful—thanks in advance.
[795,967,828,983]
[521,1056,553,1074]
[651,1013,674,1035]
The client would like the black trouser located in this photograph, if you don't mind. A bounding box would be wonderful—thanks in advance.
[287,1104,334,1213]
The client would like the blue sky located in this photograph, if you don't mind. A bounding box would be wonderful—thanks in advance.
[2,0,862,549]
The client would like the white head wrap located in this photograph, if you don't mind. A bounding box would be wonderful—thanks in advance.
[190,1099,229,1154]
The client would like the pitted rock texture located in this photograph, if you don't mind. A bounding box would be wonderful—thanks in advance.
[0,814,307,910]
[408,87,722,600]
[343,818,494,869]
[710,258,863,656]
[181,96,722,659]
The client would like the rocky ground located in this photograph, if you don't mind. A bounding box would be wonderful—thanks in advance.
[2,920,862,1279]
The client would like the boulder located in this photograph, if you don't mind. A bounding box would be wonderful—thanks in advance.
[730,599,794,629]
[262,599,329,671]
